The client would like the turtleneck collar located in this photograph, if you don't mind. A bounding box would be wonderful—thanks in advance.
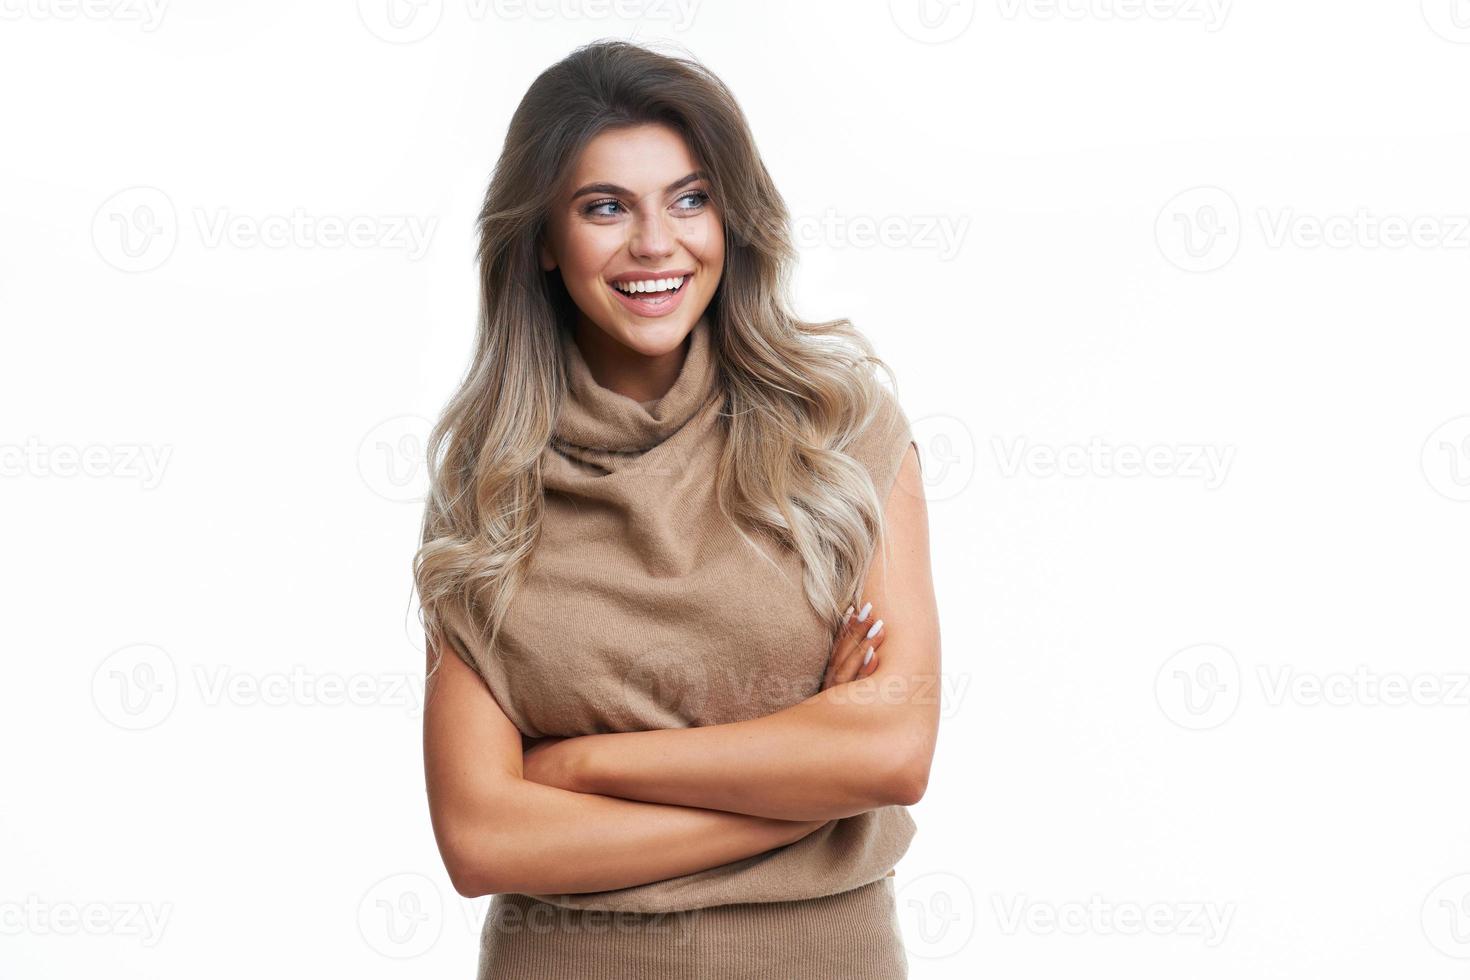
[553,313,719,454]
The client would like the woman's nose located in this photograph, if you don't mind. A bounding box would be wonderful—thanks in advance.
[630,210,675,259]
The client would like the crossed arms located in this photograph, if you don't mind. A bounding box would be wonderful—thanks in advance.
[423,448,940,897]
[522,446,940,820]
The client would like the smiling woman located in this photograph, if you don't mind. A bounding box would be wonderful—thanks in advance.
[416,39,940,980]
[552,153,716,322]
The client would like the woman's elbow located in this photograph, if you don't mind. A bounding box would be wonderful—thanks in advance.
[442,801,570,899]
[889,757,931,807]
[435,796,525,899]
[884,719,937,807]
[448,862,489,900]
[441,823,503,899]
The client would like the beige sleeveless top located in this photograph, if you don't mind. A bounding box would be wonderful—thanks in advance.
[444,312,918,913]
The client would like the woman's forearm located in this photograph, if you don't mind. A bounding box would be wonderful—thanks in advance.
[528,678,922,822]
[454,772,823,899]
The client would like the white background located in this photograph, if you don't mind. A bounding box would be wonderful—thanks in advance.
[3,1,1469,977]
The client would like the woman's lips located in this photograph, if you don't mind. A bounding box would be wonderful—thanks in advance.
[607,275,690,318]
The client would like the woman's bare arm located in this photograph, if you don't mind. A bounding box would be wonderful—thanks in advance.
[525,448,942,822]
[423,630,825,899]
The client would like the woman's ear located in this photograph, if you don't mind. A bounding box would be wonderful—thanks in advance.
[538,238,556,272]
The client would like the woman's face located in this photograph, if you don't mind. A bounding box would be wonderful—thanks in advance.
[540,122,724,359]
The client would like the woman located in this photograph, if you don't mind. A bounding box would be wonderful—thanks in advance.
[418,40,941,979]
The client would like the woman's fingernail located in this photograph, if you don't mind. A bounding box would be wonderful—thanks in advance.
[861,646,874,667]
[865,618,884,639]
[842,605,854,624]
[858,601,872,621]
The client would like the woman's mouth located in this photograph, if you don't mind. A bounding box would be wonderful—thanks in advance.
[607,273,690,318]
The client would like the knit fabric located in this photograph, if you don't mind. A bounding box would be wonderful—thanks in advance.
[477,874,906,980]
[444,311,919,916]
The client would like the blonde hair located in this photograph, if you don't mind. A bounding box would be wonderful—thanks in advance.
[415,40,904,677]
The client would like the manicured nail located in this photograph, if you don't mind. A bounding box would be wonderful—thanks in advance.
[861,646,874,667]
[841,605,854,624]
[865,618,883,640]
[858,601,872,621]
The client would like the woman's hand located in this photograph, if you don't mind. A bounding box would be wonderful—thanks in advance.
[821,599,887,691]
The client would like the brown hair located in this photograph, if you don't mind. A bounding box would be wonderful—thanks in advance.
[415,40,903,675]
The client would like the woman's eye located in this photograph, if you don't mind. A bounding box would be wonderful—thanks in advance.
[583,198,623,217]
[675,190,710,211]
[583,191,708,218]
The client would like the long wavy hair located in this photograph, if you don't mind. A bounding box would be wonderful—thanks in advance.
[416,39,904,677]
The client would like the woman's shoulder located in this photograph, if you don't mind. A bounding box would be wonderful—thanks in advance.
[839,377,919,505]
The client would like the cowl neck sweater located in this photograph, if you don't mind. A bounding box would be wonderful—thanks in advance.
[551,311,720,461]
[445,312,918,914]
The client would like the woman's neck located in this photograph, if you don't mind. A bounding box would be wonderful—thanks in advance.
[570,317,692,404]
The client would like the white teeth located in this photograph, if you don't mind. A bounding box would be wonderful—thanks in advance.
[614,275,685,295]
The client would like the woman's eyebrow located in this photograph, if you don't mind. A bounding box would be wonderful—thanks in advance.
[569,171,707,200]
